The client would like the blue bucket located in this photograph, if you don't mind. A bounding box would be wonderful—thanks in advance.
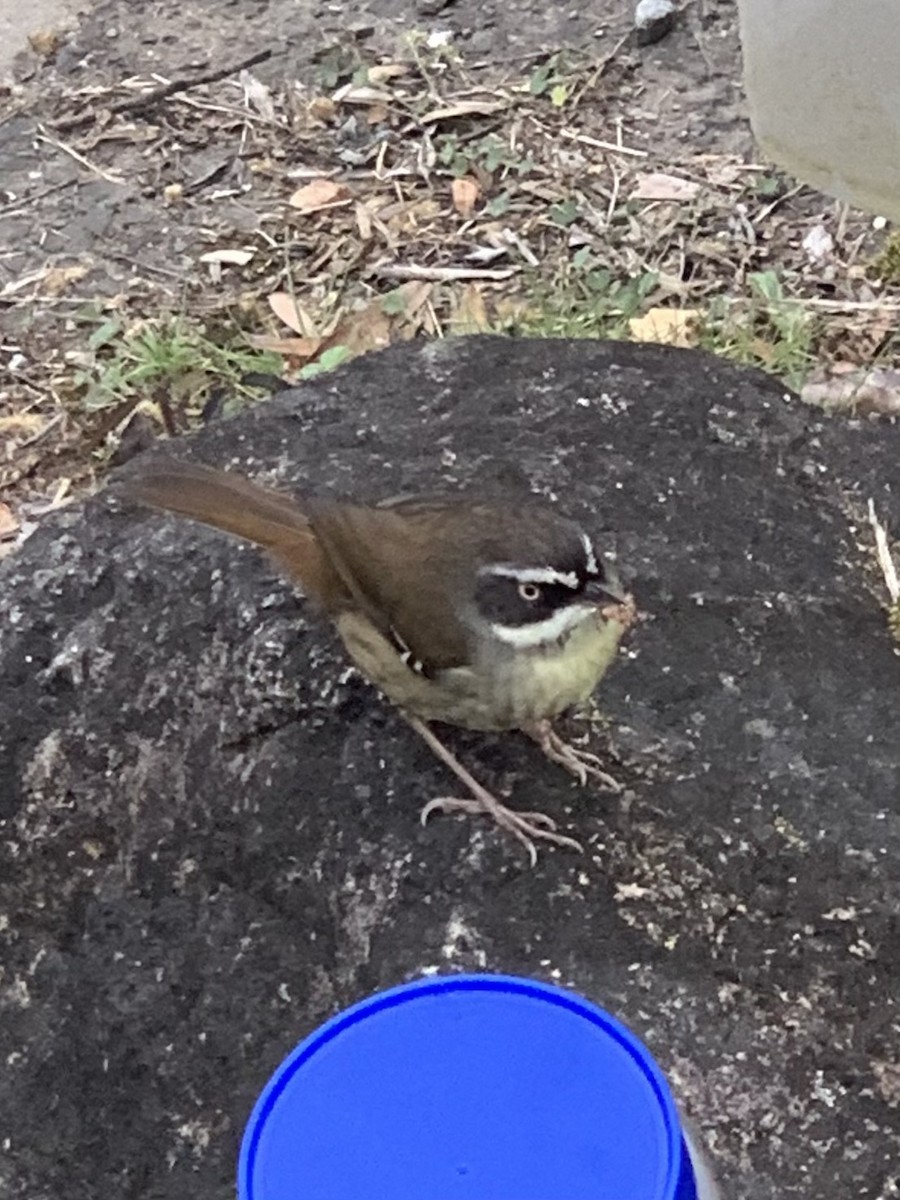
[239,973,714,1199]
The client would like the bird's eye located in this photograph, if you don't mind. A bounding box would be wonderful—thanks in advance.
[518,582,541,602]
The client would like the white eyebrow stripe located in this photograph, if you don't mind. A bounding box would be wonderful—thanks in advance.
[581,533,598,575]
[481,565,580,589]
[489,603,594,647]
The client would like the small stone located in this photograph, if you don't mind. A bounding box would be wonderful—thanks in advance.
[634,0,677,46]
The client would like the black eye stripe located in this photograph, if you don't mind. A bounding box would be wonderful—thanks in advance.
[539,582,585,604]
[474,574,589,627]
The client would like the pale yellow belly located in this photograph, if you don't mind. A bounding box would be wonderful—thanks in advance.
[335,609,626,731]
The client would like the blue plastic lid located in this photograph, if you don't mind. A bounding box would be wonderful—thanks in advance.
[238,973,698,1200]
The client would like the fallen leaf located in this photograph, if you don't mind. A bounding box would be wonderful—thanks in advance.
[28,28,61,56]
[381,281,434,334]
[801,365,900,415]
[802,223,834,266]
[328,301,392,358]
[241,71,276,123]
[268,292,317,336]
[394,280,433,319]
[0,413,46,437]
[420,100,508,123]
[384,197,442,234]
[632,172,701,202]
[42,263,91,296]
[288,179,353,214]
[199,248,255,266]
[451,177,480,218]
[332,84,393,106]
[701,157,744,187]
[248,334,322,362]
[308,97,337,124]
[367,63,408,83]
[0,502,19,539]
[449,284,490,333]
[628,307,700,347]
[314,284,434,369]
[355,202,373,240]
[465,244,508,265]
[492,296,530,325]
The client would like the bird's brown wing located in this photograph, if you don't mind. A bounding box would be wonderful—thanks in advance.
[124,463,507,671]
[306,500,477,672]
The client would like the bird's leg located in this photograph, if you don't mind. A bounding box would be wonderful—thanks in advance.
[521,718,622,792]
[407,716,583,865]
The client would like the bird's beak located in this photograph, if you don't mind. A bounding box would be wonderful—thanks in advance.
[584,569,629,606]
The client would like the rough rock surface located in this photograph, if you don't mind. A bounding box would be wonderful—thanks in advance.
[1,337,898,1199]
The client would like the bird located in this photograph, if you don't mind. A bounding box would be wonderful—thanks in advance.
[121,458,635,863]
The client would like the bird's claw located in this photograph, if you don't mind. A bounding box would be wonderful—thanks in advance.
[420,796,583,865]
[524,719,622,792]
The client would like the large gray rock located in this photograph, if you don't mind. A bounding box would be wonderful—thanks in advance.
[1,337,898,1199]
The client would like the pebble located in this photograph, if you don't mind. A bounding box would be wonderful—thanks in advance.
[634,0,677,46]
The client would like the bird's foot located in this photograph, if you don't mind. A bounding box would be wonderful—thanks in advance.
[420,793,583,867]
[408,716,583,865]
[522,718,622,792]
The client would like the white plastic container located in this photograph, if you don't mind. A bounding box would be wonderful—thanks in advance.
[737,0,900,219]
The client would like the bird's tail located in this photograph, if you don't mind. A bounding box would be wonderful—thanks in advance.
[121,459,312,545]
[120,458,337,603]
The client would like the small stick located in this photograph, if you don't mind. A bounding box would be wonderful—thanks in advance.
[868,499,900,604]
[52,50,273,131]
[374,263,518,282]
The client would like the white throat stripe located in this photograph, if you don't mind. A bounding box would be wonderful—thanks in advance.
[490,603,595,647]
[482,564,580,589]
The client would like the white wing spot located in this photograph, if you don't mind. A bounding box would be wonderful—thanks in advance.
[581,533,598,575]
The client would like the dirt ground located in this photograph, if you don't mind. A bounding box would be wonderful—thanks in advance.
[1,0,897,529]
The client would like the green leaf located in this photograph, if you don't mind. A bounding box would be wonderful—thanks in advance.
[528,62,553,96]
[437,136,458,166]
[612,271,659,318]
[299,344,351,379]
[749,270,783,304]
[585,268,612,294]
[550,83,568,108]
[486,192,512,217]
[87,319,122,351]
[549,198,579,227]
[381,289,408,315]
[571,246,592,271]
[480,138,508,173]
